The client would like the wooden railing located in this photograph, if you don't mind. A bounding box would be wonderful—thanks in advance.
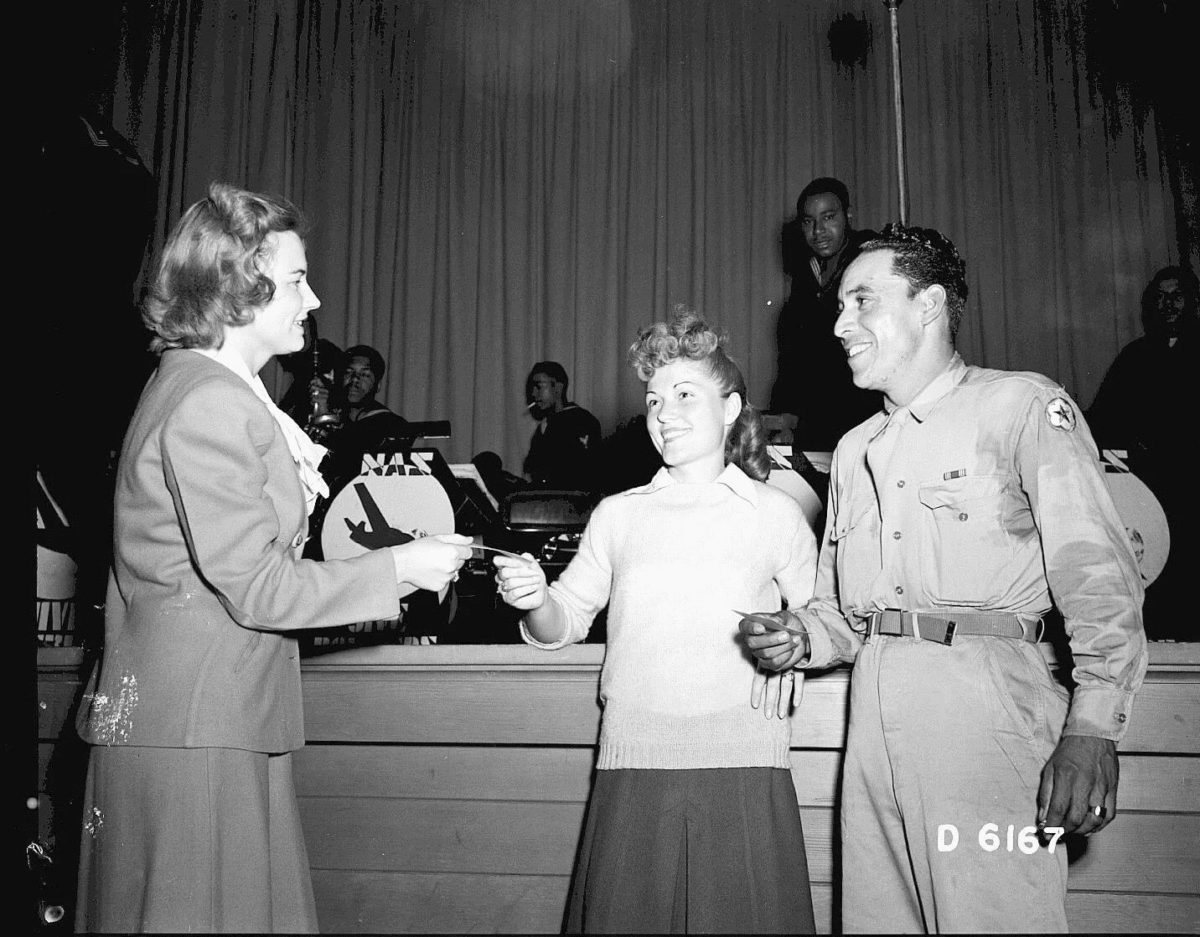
[37,643,1200,933]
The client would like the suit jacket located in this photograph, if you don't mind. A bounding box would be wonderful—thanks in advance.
[77,350,402,753]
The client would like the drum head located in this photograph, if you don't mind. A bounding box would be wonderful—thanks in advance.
[1103,470,1170,586]
[766,445,824,533]
[37,546,77,601]
[321,471,455,562]
[766,470,823,533]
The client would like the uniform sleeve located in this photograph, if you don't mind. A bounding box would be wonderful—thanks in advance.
[519,497,615,649]
[793,447,868,668]
[1014,386,1148,742]
[162,380,402,632]
[584,410,603,450]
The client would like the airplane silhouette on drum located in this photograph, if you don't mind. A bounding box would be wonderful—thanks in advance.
[343,482,424,549]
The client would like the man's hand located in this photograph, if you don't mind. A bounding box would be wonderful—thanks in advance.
[751,666,804,719]
[308,375,331,402]
[738,611,810,671]
[1038,735,1119,836]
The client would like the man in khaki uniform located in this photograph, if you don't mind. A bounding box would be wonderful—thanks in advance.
[742,224,1147,932]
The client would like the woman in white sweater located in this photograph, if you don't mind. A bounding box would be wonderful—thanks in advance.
[494,309,818,933]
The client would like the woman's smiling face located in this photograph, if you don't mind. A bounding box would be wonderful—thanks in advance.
[243,231,321,360]
[645,359,740,482]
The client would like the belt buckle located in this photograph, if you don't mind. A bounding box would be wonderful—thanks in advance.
[915,611,956,646]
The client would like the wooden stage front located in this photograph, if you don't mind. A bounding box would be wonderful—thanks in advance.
[37,642,1200,933]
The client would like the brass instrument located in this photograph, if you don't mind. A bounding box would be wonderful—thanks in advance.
[304,318,343,445]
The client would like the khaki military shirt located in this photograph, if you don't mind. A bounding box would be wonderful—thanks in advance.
[799,354,1147,742]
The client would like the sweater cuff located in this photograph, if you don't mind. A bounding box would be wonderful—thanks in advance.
[518,616,574,650]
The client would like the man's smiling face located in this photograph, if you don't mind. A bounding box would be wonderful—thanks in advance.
[835,249,928,405]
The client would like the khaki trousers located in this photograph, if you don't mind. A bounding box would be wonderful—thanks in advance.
[841,634,1070,933]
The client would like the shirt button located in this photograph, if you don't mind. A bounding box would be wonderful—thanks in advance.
[1116,713,1127,723]
[897,480,906,488]
[958,512,968,521]
[292,533,304,548]
[893,531,902,540]
[895,586,904,595]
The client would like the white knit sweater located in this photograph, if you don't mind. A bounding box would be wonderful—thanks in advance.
[522,464,819,769]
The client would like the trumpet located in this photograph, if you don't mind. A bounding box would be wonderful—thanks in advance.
[304,318,342,444]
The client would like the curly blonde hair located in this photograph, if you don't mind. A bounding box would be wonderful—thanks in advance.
[628,306,770,481]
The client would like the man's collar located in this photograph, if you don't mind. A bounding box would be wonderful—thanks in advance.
[810,242,846,282]
[881,352,966,424]
[627,462,758,506]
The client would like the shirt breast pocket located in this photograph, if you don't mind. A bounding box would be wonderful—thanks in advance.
[917,475,1014,606]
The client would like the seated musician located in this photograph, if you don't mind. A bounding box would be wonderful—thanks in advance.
[321,343,414,487]
[523,360,602,492]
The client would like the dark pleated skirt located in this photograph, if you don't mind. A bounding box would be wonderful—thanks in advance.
[75,745,317,934]
[565,767,815,934]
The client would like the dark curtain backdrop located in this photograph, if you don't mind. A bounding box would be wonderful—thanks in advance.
[91,0,1193,472]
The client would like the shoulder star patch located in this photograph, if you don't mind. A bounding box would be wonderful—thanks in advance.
[1045,397,1076,433]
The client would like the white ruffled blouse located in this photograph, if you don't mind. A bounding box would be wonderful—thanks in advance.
[189,347,330,516]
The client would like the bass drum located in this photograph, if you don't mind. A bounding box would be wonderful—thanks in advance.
[322,465,456,604]
[764,445,827,534]
[1103,467,1170,587]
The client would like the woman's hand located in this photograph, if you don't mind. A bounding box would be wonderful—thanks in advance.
[493,553,547,611]
[390,533,473,591]
[751,666,804,719]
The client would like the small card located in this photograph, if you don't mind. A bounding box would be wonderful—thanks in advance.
[474,544,534,562]
[733,609,801,633]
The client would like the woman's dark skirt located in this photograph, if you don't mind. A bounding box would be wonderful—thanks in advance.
[565,766,815,934]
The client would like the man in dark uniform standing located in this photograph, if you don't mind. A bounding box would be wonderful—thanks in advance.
[770,177,881,450]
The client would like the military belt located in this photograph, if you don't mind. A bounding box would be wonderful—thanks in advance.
[867,609,1042,646]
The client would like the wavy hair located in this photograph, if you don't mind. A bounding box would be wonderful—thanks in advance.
[860,222,969,340]
[628,306,770,481]
[142,182,307,353]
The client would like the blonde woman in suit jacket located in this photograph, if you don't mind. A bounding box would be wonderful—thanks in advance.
[74,182,473,933]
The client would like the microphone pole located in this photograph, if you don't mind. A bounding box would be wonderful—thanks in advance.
[883,0,909,225]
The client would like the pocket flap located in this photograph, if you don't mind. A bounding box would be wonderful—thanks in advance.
[918,475,1007,509]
